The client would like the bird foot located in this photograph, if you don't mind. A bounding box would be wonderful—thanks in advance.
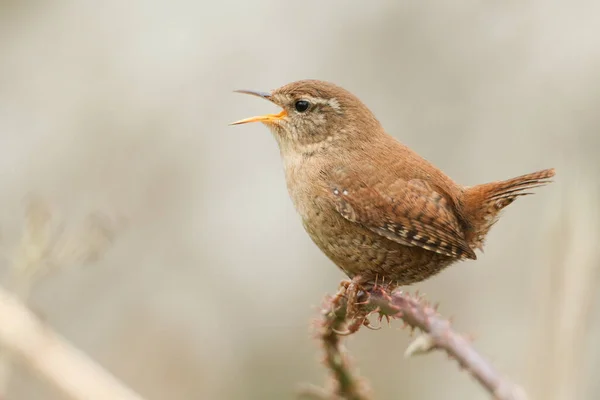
[330,276,374,335]
[363,317,382,330]
[333,316,379,336]
[345,275,370,319]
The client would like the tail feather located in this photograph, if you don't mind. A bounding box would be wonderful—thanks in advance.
[485,172,555,201]
[462,168,555,251]
[488,182,551,201]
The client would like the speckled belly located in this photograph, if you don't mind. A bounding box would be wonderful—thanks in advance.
[301,207,456,287]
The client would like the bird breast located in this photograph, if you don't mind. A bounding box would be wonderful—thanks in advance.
[282,152,326,220]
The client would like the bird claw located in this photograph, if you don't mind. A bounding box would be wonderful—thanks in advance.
[363,318,381,330]
[329,280,351,315]
[333,313,366,336]
[332,327,354,336]
[345,276,369,317]
[328,276,382,336]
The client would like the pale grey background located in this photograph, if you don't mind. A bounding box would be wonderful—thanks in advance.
[0,1,598,399]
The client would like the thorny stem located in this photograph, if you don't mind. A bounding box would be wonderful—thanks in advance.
[301,283,528,400]
[321,290,370,400]
[370,287,528,400]
[299,285,371,400]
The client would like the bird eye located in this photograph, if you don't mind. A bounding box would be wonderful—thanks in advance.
[294,100,310,113]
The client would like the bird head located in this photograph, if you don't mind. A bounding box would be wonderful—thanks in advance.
[231,79,382,156]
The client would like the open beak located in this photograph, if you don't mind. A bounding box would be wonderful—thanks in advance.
[229,90,287,125]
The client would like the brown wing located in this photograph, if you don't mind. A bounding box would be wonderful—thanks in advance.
[325,170,476,260]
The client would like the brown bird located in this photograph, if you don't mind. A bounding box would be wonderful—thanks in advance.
[231,80,555,292]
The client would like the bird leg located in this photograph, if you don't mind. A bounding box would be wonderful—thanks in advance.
[331,276,374,335]
[345,276,362,319]
[329,279,351,315]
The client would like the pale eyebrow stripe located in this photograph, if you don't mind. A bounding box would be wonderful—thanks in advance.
[301,96,342,114]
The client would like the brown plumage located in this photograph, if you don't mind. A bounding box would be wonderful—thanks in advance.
[231,80,555,288]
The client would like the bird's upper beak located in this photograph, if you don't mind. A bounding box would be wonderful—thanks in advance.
[229,90,287,125]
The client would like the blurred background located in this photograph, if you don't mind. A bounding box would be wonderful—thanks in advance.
[0,1,598,399]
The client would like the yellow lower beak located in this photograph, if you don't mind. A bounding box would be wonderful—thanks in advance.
[230,109,287,125]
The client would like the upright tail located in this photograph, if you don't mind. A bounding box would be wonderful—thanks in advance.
[462,168,555,251]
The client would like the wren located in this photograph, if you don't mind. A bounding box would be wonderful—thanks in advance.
[231,80,555,289]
